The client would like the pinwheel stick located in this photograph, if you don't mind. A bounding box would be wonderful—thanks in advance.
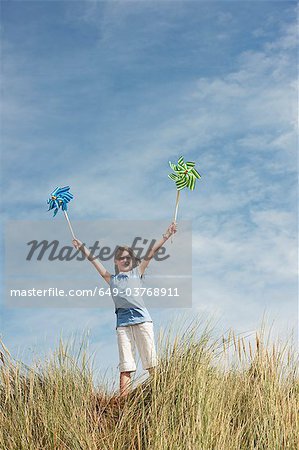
[63,211,76,240]
[173,190,180,223]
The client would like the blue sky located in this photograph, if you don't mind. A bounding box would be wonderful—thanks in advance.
[1,1,297,386]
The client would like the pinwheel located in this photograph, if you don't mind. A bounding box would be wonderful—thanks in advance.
[47,186,76,239]
[168,156,201,222]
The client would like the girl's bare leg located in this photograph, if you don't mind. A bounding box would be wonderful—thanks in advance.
[119,371,132,397]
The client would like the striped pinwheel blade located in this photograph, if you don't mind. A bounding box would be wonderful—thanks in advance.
[169,161,177,172]
[177,156,185,166]
[168,173,178,181]
[176,177,189,190]
[191,167,201,179]
[186,161,195,168]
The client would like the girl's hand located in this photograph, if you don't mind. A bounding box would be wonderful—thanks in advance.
[72,238,83,250]
[169,222,177,235]
[164,222,177,239]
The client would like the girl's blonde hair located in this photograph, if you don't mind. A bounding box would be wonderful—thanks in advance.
[114,246,141,274]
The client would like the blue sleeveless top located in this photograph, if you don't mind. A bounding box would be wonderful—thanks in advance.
[110,266,152,328]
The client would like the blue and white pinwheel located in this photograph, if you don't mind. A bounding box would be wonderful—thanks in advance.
[47,186,73,217]
[47,186,76,239]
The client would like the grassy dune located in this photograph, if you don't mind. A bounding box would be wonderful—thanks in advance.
[0,321,298,449]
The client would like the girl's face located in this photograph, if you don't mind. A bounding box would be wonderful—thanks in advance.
[115,250,133,273]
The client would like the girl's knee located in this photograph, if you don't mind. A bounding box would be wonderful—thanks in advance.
[120,371,132,376]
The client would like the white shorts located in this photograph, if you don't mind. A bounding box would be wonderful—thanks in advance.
[116,321,157,372]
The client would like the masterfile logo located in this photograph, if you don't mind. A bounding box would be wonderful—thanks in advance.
[5,220,192,308]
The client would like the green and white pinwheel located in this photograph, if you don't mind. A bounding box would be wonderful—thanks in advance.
[168,156,201,222]
[168,156,201,191]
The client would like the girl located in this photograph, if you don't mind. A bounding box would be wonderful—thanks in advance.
[72,222,177,397]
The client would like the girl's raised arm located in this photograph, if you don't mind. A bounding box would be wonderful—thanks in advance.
[138,222,177,277]
[72,239,111,284]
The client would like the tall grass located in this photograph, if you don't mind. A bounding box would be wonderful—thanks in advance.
[0,320,298,449]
